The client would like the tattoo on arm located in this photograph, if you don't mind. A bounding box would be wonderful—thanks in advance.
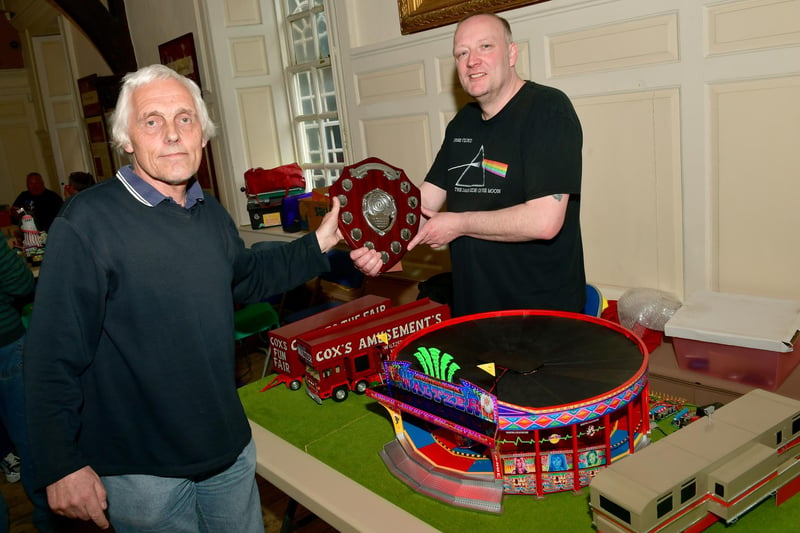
[552,194,563,201]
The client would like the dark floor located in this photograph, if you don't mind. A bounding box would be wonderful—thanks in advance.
[1,348,337,532]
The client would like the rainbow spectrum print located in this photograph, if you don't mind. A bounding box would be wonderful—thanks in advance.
[483,159,508,178]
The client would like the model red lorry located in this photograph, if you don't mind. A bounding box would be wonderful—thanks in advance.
[263,295,391,391]
[296,298,450,403]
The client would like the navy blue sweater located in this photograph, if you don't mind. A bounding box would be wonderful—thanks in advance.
[24,170,329,489]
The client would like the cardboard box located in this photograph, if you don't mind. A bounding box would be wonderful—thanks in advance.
[664,291,800,391]
[298,187,330,231]
[267,295,391,388]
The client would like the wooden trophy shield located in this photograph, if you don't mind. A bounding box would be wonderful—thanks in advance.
[330,157,420,273]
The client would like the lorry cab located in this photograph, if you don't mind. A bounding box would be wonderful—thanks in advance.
[305,344,386,403]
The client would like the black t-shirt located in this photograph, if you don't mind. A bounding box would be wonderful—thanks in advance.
[13,189,64,231]
[426,81,585,316]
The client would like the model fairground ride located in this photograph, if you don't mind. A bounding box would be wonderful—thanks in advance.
[590,388,800,533]
[366,310,650,513]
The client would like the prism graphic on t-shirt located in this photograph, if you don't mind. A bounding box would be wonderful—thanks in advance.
[451,145,508,189]
[451,145,485,187]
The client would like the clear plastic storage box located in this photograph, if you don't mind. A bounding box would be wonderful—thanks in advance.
[664,291,800,391]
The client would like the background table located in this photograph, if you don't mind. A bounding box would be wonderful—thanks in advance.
[240,377,800,532]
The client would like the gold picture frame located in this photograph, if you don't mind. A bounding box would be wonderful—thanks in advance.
[398,0,551,35]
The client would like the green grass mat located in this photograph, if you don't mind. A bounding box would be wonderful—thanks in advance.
[240,377,800,532]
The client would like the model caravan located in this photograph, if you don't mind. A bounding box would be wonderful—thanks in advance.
[589,389,800,533]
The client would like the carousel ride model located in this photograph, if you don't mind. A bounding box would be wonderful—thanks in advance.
[367,310,649,513]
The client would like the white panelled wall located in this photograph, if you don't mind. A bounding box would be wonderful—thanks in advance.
[198,0,800,302]
[199,0,300,225]
[31,29,91,196]
[0,70,49,202]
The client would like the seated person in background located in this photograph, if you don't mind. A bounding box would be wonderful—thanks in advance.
[11,172,63,232]
[64,171,96,198]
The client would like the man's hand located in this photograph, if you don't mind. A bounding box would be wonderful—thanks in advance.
[314,196,343,254]
[46,466,110,529]
[350,247,384,277]
[408,207,461,250]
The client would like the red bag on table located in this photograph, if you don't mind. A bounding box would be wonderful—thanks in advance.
[243,163,305,196]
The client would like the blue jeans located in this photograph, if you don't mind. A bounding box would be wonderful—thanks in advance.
[0,335,59,533]
[102,438,263,533]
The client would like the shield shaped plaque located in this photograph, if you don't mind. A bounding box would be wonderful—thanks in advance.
[330,157,420,273]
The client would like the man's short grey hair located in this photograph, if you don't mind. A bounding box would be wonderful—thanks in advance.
[109,64,216,153]
[457,12,514,44]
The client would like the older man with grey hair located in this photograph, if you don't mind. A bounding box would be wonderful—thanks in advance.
[24,64,343,532]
